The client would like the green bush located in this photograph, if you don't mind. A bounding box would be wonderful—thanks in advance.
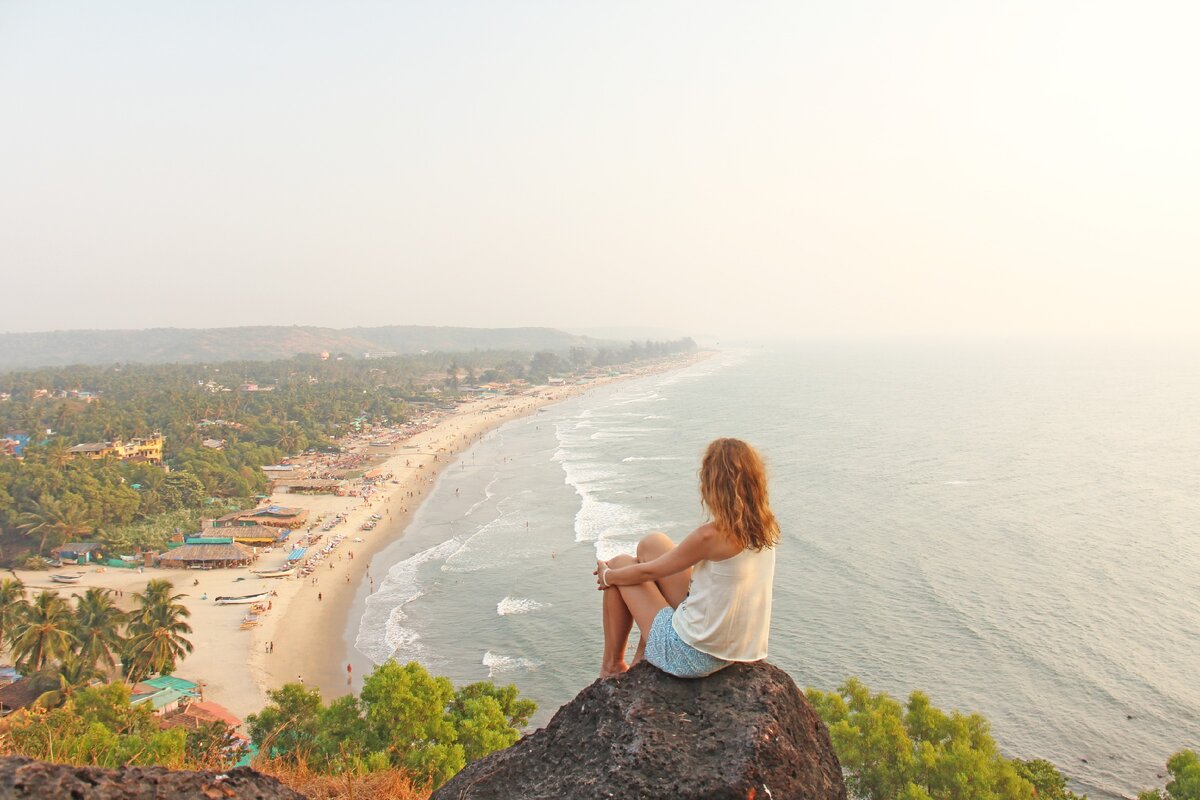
[247,661,536,789]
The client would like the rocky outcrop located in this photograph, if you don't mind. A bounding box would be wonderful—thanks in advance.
[0,756,303,800]
[432,661,847,800]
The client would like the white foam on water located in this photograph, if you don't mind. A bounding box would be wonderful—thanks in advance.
[559,460,618,487]
[572,490,646,543]
[589,430,640,441]
[462,473,501,518]
[613,390,664,406]
[594,538,639,561]
[615,396,667,406]
[621,456,683,463]
[497,596,549,616]
[483,650,543,677]
[355,536,462,664]
[442,513,527,573]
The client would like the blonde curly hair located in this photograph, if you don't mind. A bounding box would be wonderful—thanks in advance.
[699,438,780,550]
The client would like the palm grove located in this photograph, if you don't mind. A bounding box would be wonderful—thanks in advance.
[0,577,192,705]
[0,574,538,783]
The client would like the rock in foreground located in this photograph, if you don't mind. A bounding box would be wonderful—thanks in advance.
[0,756,303,800]
[432,661,847,800]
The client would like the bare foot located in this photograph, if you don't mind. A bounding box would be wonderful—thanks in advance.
[600,661,629,679]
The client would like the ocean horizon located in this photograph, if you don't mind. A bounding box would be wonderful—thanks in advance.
[351,342,1200,799]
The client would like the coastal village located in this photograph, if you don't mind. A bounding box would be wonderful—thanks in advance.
[0,356,700,762]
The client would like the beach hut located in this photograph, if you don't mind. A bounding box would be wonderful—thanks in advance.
[51,542,103,564]
[192,524,288,545]
[228,524,289,545]
[130,687,189,715]
[157,541,256,569]
[138,675,201,698]
[164,700,247,739]
[213,505,308,530]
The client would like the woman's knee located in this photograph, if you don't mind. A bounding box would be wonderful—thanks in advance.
[637,531,674,561]
[608,554,637,568]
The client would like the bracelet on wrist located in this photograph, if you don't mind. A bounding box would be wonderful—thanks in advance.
[601,566,611,586]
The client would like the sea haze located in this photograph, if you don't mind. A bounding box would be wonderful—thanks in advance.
[353,343,1200,799]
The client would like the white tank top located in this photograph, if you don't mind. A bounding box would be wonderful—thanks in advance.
[672,546,775,661]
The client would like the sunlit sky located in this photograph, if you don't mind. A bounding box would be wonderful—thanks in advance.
[1,2,1197,340]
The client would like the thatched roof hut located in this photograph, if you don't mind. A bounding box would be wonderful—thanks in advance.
[158,541,256,569]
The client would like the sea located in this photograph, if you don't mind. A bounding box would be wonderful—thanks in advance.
[352,343,1200,799]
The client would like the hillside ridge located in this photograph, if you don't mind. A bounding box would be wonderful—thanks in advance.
[0,325,610,369]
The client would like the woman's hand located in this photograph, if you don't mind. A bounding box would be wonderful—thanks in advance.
[594,560,611,590]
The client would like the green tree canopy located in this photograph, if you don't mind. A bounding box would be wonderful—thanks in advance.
[123,580,193,683]
[72,587,127,673]
[1141,750,1200,800]
[10,590,77,673]
[247,661,535,789]
[806,678,1080,800]
[3,683,189,768]
[0,576,28,655]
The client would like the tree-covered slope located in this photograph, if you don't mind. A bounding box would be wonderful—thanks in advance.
[0,326,601,369]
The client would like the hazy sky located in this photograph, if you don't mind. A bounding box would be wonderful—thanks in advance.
[1,2,1197,340]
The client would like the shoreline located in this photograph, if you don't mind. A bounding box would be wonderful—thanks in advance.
[286,350,715,706]
[5,352,711,723]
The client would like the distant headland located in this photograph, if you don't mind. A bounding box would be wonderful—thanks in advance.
[0,325,648,371]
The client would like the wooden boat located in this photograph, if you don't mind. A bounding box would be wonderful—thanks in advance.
[250,564,298,579]
[214,591,272,606]
[50,573,85,584]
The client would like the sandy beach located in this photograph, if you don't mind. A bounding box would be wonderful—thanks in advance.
[9,354,705,725]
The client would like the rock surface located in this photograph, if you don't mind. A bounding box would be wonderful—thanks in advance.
[0,756,304,800]
[432,661,848,800]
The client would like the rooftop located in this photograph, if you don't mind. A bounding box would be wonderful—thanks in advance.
[159,542,255,562]
[141,675,200,696]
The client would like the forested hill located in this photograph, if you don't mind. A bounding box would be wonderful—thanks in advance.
[0,325,599,369]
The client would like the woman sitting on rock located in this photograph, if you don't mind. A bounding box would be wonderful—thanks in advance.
[595,437,778,678]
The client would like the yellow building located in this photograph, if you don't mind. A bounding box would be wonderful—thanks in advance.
[69,435,164,464]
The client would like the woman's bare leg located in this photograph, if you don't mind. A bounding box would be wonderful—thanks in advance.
[637,531,692,606]
[628,532,691,663]
[600,553,670,676]
[601,564,634,677]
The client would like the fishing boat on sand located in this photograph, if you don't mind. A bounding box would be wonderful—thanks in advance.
[215,591,272,605]
[249,566,298,578]
[50,573,85,584]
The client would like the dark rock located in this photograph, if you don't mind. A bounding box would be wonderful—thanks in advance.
[0,756,304,800]
[432,661,847,800]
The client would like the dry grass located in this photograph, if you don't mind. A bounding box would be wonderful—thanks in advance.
[253,758,431,800]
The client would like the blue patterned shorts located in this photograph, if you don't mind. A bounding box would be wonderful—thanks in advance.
[644,606,732,679]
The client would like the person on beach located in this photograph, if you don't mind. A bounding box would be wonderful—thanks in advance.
[594,438,778,679]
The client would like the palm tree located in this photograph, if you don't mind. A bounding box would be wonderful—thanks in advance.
[124,580,193,683]
[135,470,167,516]
[274,423,302,455]
[0,578,29,657]
[18,496,94,556]
[10,590,77,673]
[45,437,74,469]
[73,587,127,673]
[34,652,103,709]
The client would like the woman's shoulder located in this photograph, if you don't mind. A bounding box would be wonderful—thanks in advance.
[691,522,744,561]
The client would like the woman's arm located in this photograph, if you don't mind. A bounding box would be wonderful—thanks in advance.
[598,525,719,588]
